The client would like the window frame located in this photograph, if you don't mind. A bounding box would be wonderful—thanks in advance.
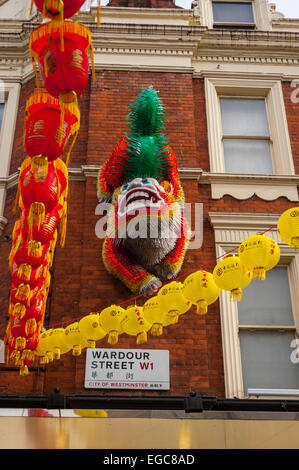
[209,211,299,399]
[199,0,272,31]
[212,1,256,29]
[219,96,274,175]
[204,77,296,201]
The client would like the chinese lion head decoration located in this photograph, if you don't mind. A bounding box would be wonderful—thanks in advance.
[97,86,189,294]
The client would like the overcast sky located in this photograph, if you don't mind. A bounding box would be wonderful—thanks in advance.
[175,0,299,18]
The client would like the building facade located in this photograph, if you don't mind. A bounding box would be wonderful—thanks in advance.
[0,0,298,448]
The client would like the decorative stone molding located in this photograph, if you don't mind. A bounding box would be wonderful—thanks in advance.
[199,172,299,202]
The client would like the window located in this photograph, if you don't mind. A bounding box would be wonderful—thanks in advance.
[238,266,299,394]
[212,1,255,29]
[0,83,20,235]
[204,77,297,201]
[209,211,299,398]
[220,98,273,175]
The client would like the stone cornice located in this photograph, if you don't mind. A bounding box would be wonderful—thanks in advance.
[3,165,299,186]
[0,20,299,81]
[208,211,280,231]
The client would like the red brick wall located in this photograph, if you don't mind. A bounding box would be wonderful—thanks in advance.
[0,73,297,397]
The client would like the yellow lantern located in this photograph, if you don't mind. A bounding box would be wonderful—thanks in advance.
[143,296,168,336]
[121,306,151,345]
[157,281,190,324]
[64,322,87,356]
[78,313,106,348]
[35,328,53,363]
[182,271,220,315]
[47,328,72,360]
[98,304,126,345]
[213,255,253,302]
[277,207,299,249]
[238,233,280,280]
[162,297,191,327]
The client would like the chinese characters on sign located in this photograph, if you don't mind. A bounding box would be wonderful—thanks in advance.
[85,348,170,390]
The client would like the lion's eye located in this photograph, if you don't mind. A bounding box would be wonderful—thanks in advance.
[141,178,150,184]
[122,183,129,191]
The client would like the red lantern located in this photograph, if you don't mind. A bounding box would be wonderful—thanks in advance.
[24,91,79,163]
[10,294,46,323]
[13,240,50,268]
[33,0,86,21]
[21,206,60,245]
[11,261,49,290]
[30,21,95,107]
[29,23,93,133]
[10,275,45,307]
[18,162,60,213]
[43,38,89,98]
[10,315,37,339]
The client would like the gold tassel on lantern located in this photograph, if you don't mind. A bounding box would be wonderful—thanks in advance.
[44,0,65,52]
[196,300,208,315]
[19,365,29,376]
[25,318,37,337]
[17,264,32,283]
[97,0,101,26]
[28,240,42,259]
[59,91,80,146]
[14,303,27,319]
[28,202,46,240]
[230,288,243,302]
[108,330,119,345]
[31,155,49,181]
[150,323,163,337]
[15,283,32,306]
[136,331,147,345]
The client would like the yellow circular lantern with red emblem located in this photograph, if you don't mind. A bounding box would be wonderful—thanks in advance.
[277,207,299,250]
[78,313,106,348]
[157,281,190,324]
[64,322,87,356]
[213,255,253,302]
[122,306,151,345]
[99,305,126,345]
[47,327,71,359]
[143,296,167,336]
[238,233,280,280]
[182,271,220,315]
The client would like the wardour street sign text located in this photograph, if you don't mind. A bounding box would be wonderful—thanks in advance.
[85,348,170,390]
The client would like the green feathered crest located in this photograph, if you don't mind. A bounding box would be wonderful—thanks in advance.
[118,86,173,182]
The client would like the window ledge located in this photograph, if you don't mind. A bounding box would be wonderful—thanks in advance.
[199,171,299,201]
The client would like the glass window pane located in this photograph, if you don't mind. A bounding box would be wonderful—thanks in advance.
[220,98,269,137]
[213,2,254,24]
[0,103,4,131]
[223,138,273,174]
[238,267,294,326]
[239,330,299,393]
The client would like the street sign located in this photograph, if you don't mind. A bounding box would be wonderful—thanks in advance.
[84,348,170,390]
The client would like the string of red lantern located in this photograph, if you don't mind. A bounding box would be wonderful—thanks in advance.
[4,1,97,375]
